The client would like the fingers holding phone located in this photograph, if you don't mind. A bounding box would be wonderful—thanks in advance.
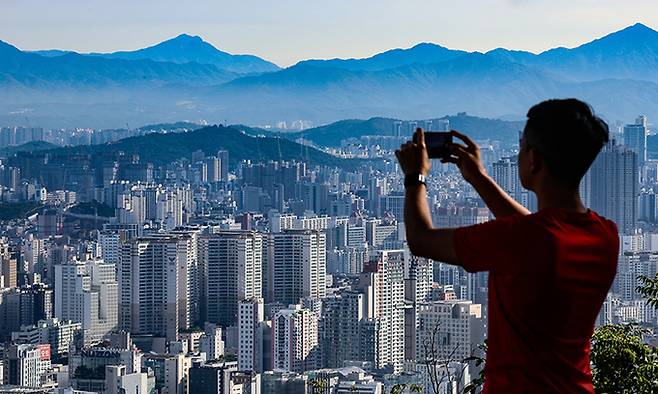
[396,128,431,176]
[442,130,487,185]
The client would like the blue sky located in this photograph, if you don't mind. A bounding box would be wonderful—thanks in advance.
[2,0,657,66]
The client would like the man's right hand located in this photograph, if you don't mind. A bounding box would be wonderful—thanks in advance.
[442,130,487,185]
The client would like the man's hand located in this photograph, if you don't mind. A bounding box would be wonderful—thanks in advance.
[395,128,431,176]
[444,129,530,218]
[442,130,487,185]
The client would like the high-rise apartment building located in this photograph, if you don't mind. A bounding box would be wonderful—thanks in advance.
[492,156,536,211]
[272,304,319,373]
[0,283,54,338]
[623,115,648,166]
[199,323,224,362]
[320,289,369,368]
[118,234,197,341]
[198,231,263,326]
[205,156,221,183]
[588,141,638,234]
[614,252,658,301]
[415,300,485,362]
[1,242,18,289]
[265,229,326,305]
[54,259,118,344]
[142,353,192,394]
[404,256,434,360]
[3,343,51,387]
[218,150,229,181]
[356,250,406,373]
[238,297,266,372]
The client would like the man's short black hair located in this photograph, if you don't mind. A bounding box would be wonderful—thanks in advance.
[523,98,609,188]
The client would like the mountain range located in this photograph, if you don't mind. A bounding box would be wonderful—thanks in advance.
[2,23,658,128]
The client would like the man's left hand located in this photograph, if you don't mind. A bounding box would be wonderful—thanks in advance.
[395,128,431,176]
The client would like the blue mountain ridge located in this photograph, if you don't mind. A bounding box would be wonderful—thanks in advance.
[89,34,280,74]
[1,23,658,127]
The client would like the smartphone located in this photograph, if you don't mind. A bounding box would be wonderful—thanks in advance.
[414,131,452,159]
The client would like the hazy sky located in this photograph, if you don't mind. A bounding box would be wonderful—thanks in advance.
[2,0,658,66]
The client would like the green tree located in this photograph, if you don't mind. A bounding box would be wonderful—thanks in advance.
[590,324,658,393]
[637,274,658,310]
[462,340,487,394]
[589,274,658,393]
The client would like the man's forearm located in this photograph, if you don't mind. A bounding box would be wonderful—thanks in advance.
[471,172,531,218]
[403,183,459,264]
[404,183,433,250]
[404,184,432,234]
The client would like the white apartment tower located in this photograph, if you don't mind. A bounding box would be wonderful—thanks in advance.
[266,229,326,305]
[118,234,197,341]
[415,300,485,362]
[357,250,406,373]
[272,304,319,373]
[54,259,118,345]
[3,343,51,387]
[238,297,266,372]
[198,231,263,326]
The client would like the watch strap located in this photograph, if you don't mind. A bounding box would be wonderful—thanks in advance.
[404,173,427,188]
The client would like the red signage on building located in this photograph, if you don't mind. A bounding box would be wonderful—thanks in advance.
[37,344,51,361]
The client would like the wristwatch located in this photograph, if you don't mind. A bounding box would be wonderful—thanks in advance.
[404,173,427,189]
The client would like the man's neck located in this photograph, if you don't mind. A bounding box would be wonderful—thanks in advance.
[535,183,587,213]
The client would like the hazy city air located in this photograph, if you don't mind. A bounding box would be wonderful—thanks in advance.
[0,3,657,394]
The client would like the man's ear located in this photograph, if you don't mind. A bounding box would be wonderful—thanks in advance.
[529,148,542,175]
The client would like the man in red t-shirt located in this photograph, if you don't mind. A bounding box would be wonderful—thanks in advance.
[395,99,618,393]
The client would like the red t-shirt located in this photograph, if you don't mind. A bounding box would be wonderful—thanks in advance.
[453,207,619,393]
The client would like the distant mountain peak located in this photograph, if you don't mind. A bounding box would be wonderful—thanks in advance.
[588,22,658,47]
[85,33,280,73]
[605,22,658,39]
[151,34,216,51]
[173,33,202,41]
[165,34,207,45]
[410,42,444,49]
[626,22,655,33]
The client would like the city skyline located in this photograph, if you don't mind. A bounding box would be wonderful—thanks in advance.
[2,0,658,66]
[1,3,657,392]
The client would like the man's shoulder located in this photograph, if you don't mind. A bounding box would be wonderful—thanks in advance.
[587,210,619,233]
[528,207,619,244]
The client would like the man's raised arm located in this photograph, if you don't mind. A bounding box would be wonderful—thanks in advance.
[395,128,529,264]
[395,129,459,264]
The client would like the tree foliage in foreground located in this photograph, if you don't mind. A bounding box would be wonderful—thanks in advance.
[590,324,658,393]
[589,276,658,393]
